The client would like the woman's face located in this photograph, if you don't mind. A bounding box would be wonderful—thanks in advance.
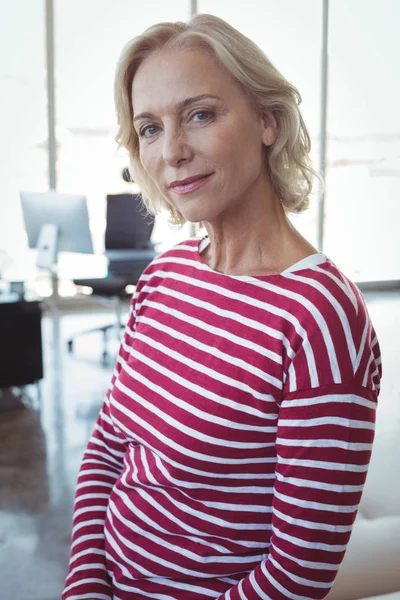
[132,48,276,224]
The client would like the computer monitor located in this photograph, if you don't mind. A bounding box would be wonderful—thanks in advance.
[20,190,94,269]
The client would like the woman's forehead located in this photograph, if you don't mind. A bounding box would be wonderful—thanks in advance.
[131,49,238,114]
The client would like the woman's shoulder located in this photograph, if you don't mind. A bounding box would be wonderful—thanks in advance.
[282,254,373,353]
[279,253,365,319]
[280,255,381,392]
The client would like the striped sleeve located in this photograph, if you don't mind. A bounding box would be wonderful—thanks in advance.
[62,299,137,600]
[218,382,378,600]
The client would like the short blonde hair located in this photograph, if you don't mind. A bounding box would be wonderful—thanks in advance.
[114,13,321,226]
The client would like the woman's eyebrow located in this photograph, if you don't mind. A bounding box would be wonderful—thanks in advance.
[176,93,223,109]
[133,94,223,122]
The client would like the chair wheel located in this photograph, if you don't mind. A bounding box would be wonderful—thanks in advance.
[67,340,74,352]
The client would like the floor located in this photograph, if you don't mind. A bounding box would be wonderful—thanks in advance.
[0,306,121,600]
[0,291,399,600]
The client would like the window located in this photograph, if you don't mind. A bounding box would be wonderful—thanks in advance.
[55,0,191,261]
[0,1,46,278]
[324,0,400,281]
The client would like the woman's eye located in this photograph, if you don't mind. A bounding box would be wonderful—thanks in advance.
[140,125,159,138]
[192,110,214,122]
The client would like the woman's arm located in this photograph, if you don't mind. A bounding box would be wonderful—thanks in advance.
[218,381,378,600]
[62,303,136,600]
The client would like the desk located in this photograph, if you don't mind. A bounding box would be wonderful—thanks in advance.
[0,295,43,387]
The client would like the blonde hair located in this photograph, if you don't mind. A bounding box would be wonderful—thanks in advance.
[114,13,321,226]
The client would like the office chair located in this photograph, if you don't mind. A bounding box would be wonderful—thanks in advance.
[67,193,157,364]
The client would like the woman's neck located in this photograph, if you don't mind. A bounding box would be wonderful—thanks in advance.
[201,197,317,277]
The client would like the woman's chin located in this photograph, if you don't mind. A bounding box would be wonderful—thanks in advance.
[180,209,214,225]
[171,200,212,224]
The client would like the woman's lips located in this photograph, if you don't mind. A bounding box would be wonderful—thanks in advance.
[170,173,213,195]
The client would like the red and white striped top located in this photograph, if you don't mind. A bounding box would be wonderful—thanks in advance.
[63,238,382,600]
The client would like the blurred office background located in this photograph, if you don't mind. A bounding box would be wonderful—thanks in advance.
[1,0,399,293]
[0,1,399,599]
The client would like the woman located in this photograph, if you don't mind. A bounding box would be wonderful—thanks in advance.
[63,14,381,600]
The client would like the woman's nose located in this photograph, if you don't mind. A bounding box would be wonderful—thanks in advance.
[162,128,192,166]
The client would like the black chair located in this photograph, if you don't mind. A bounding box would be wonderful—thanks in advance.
[67,193,157,363]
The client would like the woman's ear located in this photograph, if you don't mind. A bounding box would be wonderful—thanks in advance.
[261,111,278,147]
